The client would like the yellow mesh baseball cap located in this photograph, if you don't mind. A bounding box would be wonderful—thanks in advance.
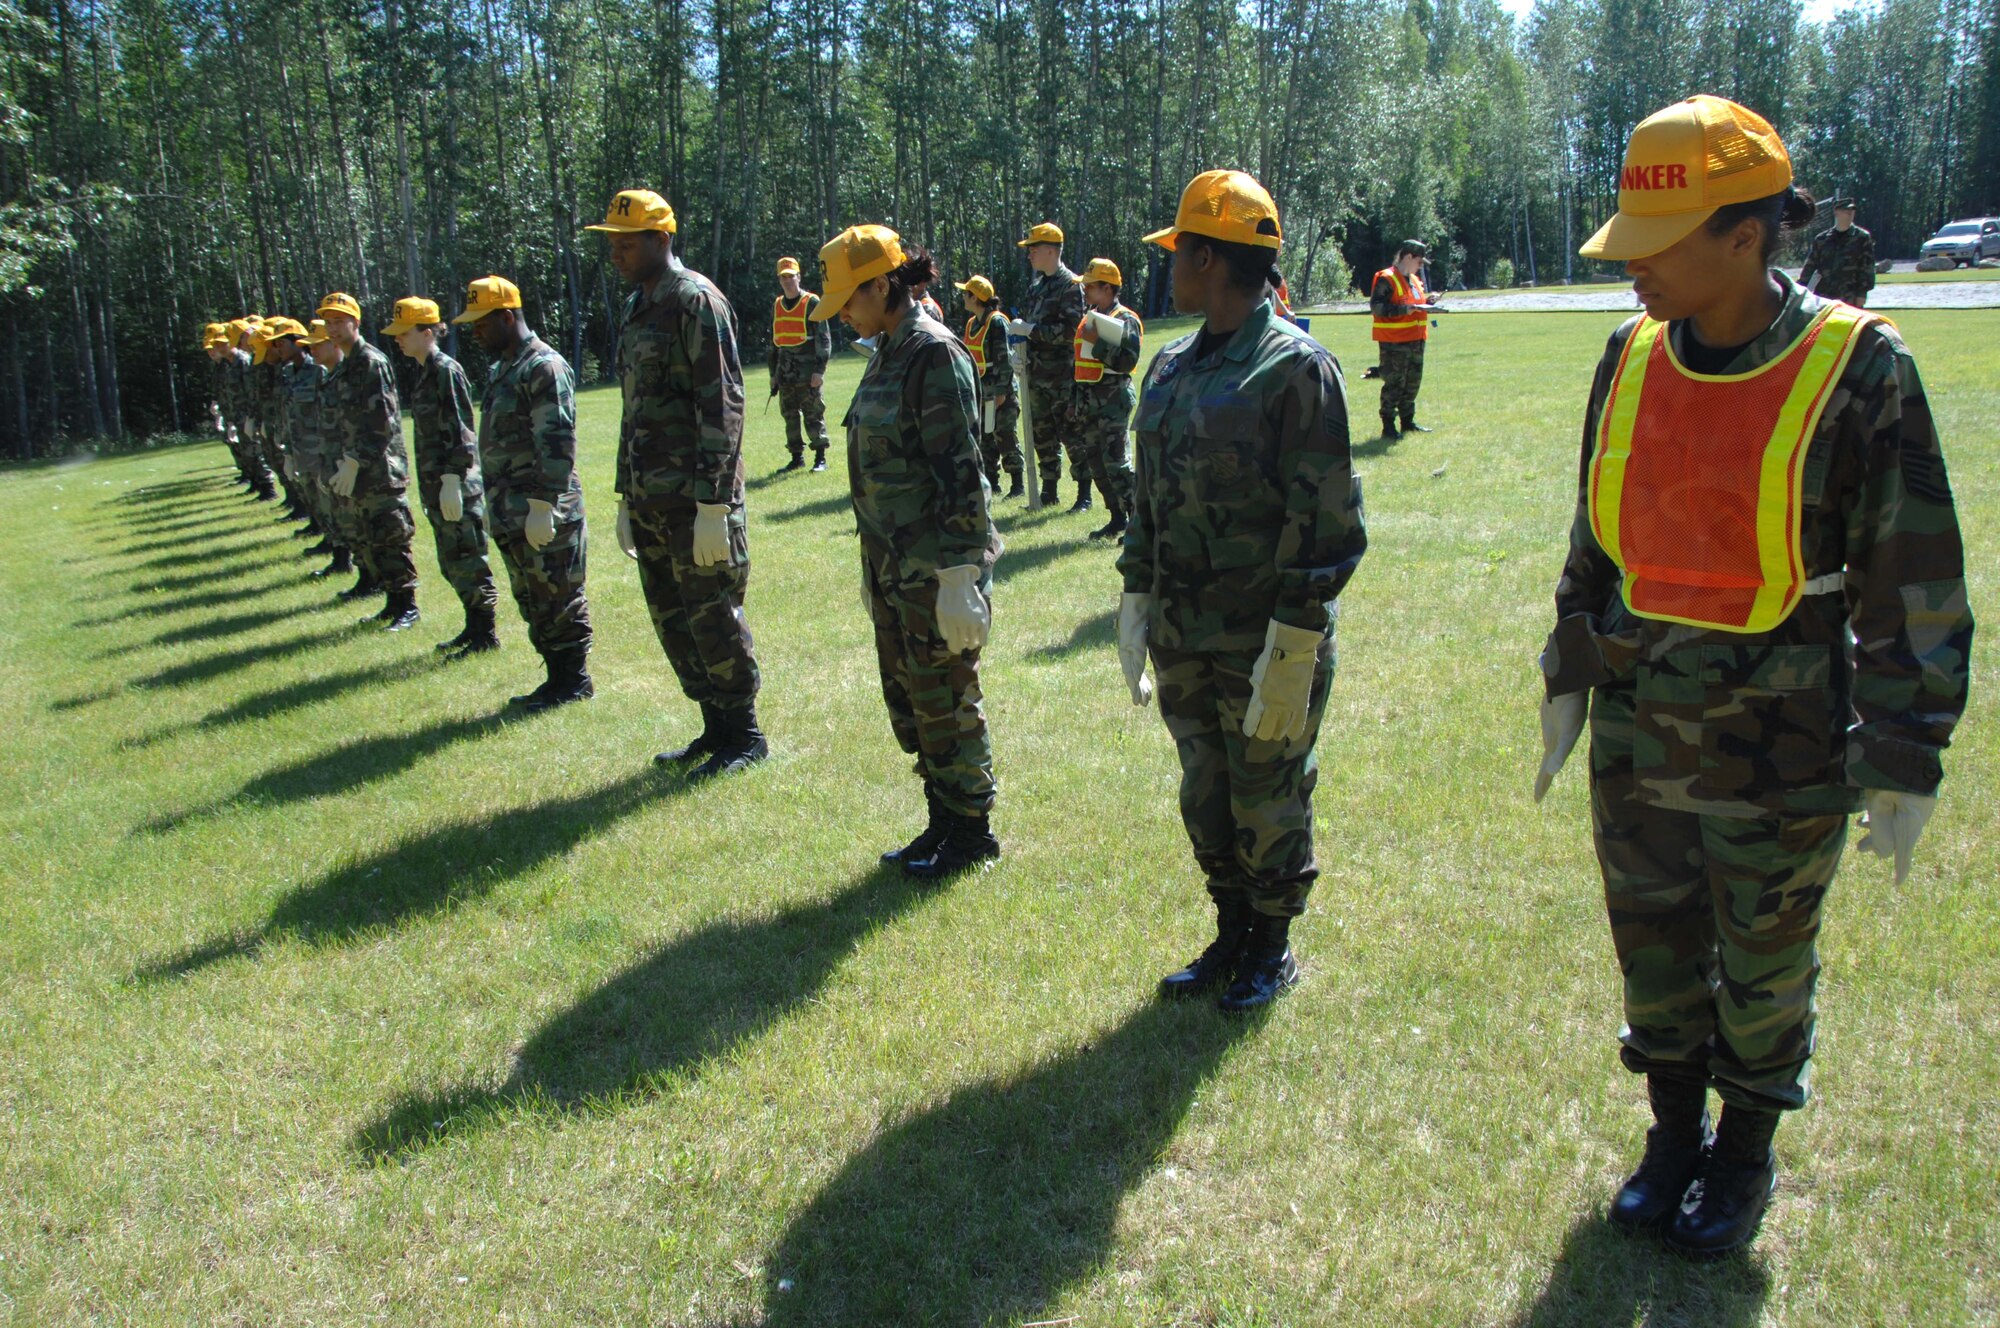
[381,297,443,335]
[1017,222,1064,248]
[1146,170,1282,251]
[811,224,905,322]
[451,275,523,324]
[1076,257,1123,286]
[954,275,995,303]
[583,189,677,235]
[1580,95,1793,261]
[776,256,800,277]
[201,322,229,348]
[263,316,308,341]
[303,319,331,346]
[316,291,362,321]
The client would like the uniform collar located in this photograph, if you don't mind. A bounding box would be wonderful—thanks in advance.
[1215,297,1277,364]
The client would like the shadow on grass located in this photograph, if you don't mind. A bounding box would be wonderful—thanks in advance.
[133,769,673,984]
[991,533,1102,585]
[129,554,297,596]
[121,657,442,750]
[1506,1212,1771,1326]
[352,864,933,1162]
[756,999,1257,1326]
[95,601,329,659]
[114,510,256,538]
[119,533,289,574]
[104,476,227,507]
[115,523,272,557]
[1351,430,1405,460]
[139,705,515,832]
[762,491,855,525]
[76,578,292,627]
[125,622,358,692]
[1023,608,1115,661]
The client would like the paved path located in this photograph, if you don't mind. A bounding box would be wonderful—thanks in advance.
[1319,280,2000,315]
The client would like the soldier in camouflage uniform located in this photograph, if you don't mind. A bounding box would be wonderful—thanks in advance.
[1071,257,1143,541]
[1798,197,1876,307]
[272,319,354,581]
[769,255,833,471]
[1119,170,1367,1013]
[814,224,1002,877]
[317,291,421,632]
[225,319,277,500]
[1539,97,1972,1258]
[586,189,767,776]
[453,275,595,711]
[1368,240,1438,439]
[954,275,1024,498]
[385,297,501,656]
[201,324,253,490]
[251,328,312,529]
[1015,222,1086,509]
[304,321,371,589]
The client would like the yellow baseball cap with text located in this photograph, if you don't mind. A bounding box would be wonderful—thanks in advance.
[451,275,523,324]
[954,275,995,303]
[1145,170,1282,251]
[381,297,443,335]
[1017,222,1064,248]
[1076,257,1123,286]
[316,291,362,321]
[811,224,906,322]
[584,189,678,235]
[303,319,331,346]
[1579,95,1793,261]
[776,256,801,277]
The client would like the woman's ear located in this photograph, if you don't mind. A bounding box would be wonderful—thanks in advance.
[1729,217,1765,261]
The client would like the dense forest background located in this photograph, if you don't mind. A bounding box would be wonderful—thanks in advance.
[3,0,1997,449]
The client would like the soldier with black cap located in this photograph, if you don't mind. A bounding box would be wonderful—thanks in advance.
[1368,240,1442,440]
[1798,197,1876,307]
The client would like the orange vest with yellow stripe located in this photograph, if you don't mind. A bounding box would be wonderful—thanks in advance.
[772,293,813,348]
[1073,305,1141,383]
[1588,303,1878,634]
[1371,268,1427,343]
[965,311,1004,373]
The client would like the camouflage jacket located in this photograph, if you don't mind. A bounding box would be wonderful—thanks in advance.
[320,340,409,493]
[1019,262,1084,380]
[616,263,747,511]
[1800,225,1876,301]
[280,360,328,472]
[964,309,1014,400]
[407,349,485,504]
[770,289,832,388]
[1542,270,1973,816]
[1118,298,1367,653]
[222,350,253,423]
[1074,302,1144,421]
[842,307,1001,577]
[479,332,582,521]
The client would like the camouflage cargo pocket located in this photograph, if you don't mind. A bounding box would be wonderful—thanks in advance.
[1637,643,1842,804]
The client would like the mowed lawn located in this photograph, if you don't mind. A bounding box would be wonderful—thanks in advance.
[1,308,1993,1327]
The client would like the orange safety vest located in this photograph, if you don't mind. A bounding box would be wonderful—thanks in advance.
[772,293,813,348]
[965,311,1004,373]
[1073,305,1141,383]
[1588,303,1877,634]
[1371,268,1428,343]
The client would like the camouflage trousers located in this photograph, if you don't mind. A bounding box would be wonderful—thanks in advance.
[979,394,1024,488]
[419,489,498,620]
[1150,641,1335,917]
[629,499,761,712]
[490,504,592,663]
[262,427,303,512]
[1590,691,1845,1112]
[234,419,275,494]
[351,489,420,595]
[1072,402,1137,512]
[1025,374,1078,485]
[862,537,995,817]
[301,465,349,553]
[778,382,830,459]
[1377,341,1425,428]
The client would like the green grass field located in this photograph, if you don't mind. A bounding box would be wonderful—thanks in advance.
[3,309,1994,1326]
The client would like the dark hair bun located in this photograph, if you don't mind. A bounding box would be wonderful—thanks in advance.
[889,248,938,288]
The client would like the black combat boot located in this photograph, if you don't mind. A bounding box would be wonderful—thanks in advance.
[1068,478,1094,514]
[1609,1076,1713,1231]
[514,652,594,713]
[654,702,722,765]
[1041,477,1061,508]
[903,807,1001,880]
[1159,890,1252,999]
[451,608,501,656]
[1666,1106,1779,1258]
[688,706,770,780]
[1218,912,1300,1012]
[811,448,828,472]
[1088,503,1128,541]
[1379,414,1401,441]
[881,782,947,866]
[379,590,421,632]
[1399,414,1431,433]
[508,657,556,709]
[310,547,354,580]
[782,451,806,472]
[338,570,381,602]
[303,537,335,557]
[1005,473,1026,499]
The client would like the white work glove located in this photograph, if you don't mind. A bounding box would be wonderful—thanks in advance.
[615,499,637,559]
[1856,790,1937,886]
[1117,592,1153,706]
[1533,691,1588,803]
[439,473,464,522]
[225,425,239,447]
[1007,318,1032,338]
[1242,619,1324,743]
[691,502,731,568]
[331,455,359,498]
[210,404,224,433]
[524,498,556,550]
[935,564,990,655]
